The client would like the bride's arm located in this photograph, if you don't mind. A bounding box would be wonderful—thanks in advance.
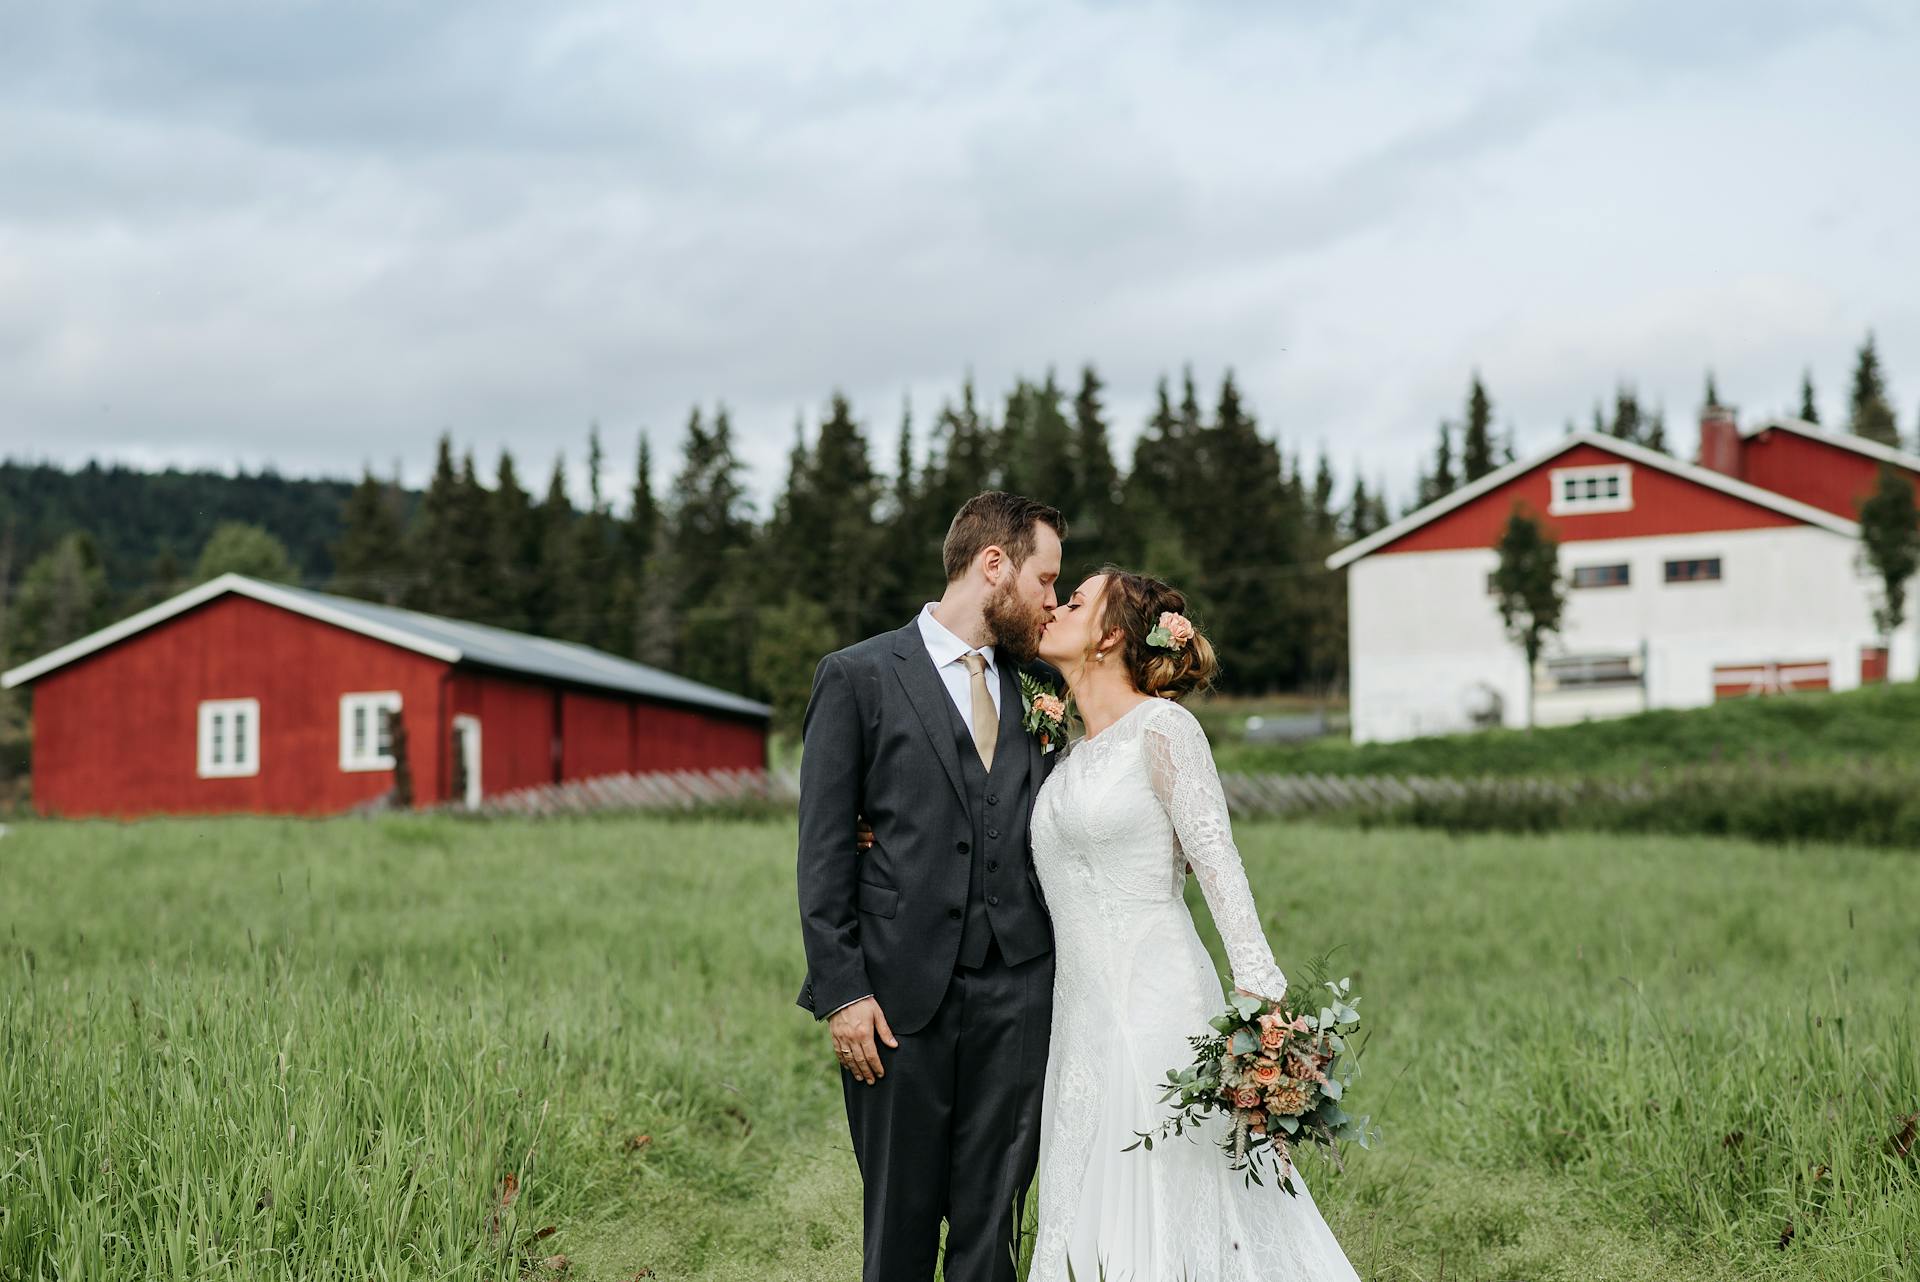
[1145,703,1288,1002]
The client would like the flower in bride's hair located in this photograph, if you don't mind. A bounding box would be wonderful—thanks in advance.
[1146,610,1194,651]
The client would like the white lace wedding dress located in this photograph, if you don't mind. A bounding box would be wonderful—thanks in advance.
[1028,698,1361,1282]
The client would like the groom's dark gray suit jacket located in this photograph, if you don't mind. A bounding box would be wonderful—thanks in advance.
[796,617,1059,1036]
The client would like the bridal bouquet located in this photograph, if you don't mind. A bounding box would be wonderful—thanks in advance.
[1127,970,1375,1195]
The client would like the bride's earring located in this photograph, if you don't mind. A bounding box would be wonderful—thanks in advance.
[1095,650,1107,662]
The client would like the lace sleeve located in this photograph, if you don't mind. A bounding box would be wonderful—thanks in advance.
[1144,702,1287,1002]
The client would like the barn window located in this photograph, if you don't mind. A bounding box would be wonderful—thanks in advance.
[1664,557,1722,583]
[1571,563,1631,589]
[1548,464,1633,515]
[197,698,260,778]
[339,692,403,771]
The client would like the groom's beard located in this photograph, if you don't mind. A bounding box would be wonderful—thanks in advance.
[984,580,1048,666]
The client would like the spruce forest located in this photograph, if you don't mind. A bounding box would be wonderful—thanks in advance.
[2,338,1910,740]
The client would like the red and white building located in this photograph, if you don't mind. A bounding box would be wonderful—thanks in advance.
[1327,412,1920,743]
[0,573,770,817]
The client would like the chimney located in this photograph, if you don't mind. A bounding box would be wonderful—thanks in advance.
[1697,405,1741,478]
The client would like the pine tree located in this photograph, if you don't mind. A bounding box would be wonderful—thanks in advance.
[1127,376,1182,518]
[1071,364,1125,563]
[331,467,408,603]
[532,454,581,640]
[1183,370,1295,690]
[571,425,621,650]
[877,397,929,629]
[666,405,756,691]
[452,452,496,620]
[616,432,665,663]
[1005,372,1075,518]
[1460,375,1496,481]
[1799,369,1820,425]
[1302,451,1347,693]
[928,377,995,506]
[404,433,488,620]
[1609,385,1644,445]
[788,392,885,640]
[1345,476,1377,540]
[1848,332,1901,447]
[1643,405,1667,453]
[1425,422,1457,503]
[486,450,537,632]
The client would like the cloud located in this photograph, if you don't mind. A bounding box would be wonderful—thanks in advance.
[0,0,1915,515]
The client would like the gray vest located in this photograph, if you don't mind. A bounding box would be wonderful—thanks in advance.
[943,668,1047,969]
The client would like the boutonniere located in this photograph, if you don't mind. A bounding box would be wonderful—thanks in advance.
[1019,671,1072,754]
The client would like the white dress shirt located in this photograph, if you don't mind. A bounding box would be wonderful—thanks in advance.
[829,606,1001,1021]
[916,601,1003,720]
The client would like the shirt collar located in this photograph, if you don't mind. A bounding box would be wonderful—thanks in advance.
[918,602,997,672]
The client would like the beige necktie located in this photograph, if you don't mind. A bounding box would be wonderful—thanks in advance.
[959,652,998,770]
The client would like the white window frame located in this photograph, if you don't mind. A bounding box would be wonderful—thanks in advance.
[197,698,260,778]
[1549,464,1633,515]
[339,691,403,772]
[1663,556,1724,584]
[451,713,482,810]
[1570,562,1631,590]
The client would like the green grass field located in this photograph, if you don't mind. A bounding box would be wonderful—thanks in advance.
[3,815,1915,1280]
[1213,681,1920,778]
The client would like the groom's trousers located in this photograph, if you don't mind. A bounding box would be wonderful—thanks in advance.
[841,937,1054,1282]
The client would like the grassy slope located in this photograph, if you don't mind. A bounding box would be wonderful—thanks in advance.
[1215,681,1920,778]
[3,816,1916,1280]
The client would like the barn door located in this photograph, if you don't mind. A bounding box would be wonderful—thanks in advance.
[451,715,482,810]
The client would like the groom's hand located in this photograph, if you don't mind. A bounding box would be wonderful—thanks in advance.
[829,996,897,1085]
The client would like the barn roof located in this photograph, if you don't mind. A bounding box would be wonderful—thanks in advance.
[1325,430,1859,571]
[0,573,772,718]
[1742,416,1920,472]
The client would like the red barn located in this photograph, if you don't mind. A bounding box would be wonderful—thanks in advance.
[0,573,769,818]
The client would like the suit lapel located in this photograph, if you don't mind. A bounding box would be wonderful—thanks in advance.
[992,659,1026,783]
[1014,661,1050,791]
[889,621,971,812]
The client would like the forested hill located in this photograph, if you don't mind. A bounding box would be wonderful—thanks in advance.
[0,459,383,591]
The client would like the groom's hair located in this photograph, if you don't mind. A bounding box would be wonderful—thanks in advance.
[942,491,1066,582]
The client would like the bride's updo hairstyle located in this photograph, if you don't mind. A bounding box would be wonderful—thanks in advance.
[1093,566,1219,702]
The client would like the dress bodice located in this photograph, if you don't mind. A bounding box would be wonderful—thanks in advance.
[1032,697,1287,1001]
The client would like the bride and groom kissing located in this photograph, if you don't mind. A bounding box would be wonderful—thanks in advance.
[796,491,1359,1281]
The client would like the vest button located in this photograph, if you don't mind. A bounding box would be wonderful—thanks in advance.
[988,895,1000,906]
[987,860,999,872]
[987,793,999,805]
[956,840,970,855]
[947,907,962,920]
[987,827,999,840]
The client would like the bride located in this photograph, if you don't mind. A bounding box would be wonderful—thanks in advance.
[1027,567,1361,1282]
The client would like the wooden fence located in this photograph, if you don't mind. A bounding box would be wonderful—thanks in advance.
[456,766,1652,819]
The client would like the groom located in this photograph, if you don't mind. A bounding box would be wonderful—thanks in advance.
[796,491,1065,1282]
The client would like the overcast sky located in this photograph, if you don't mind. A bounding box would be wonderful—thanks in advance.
[2,1,1916,512]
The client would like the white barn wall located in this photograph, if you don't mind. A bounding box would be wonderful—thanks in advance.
[1347,526,1917,744]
